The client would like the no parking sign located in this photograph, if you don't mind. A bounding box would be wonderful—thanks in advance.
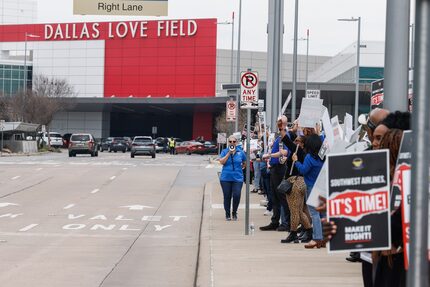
[240,71,259,109]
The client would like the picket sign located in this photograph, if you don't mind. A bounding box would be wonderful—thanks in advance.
[297,98,324,128]
[327,150,391,253]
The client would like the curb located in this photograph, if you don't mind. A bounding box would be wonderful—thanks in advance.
[0,151,53,157]
[195,181,215,287]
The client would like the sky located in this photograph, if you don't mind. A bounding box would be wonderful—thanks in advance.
[35,0,391,57]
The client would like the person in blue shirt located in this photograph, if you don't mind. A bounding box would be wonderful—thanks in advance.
[218,135,247,221]
[291,134,324,249]
[260,116,291,232]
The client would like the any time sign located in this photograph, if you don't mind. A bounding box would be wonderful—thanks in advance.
[240,71,259,109]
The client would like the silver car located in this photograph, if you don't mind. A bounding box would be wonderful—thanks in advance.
[131,136,156,158]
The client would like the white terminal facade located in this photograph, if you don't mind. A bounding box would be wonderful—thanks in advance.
[0,0,385,139]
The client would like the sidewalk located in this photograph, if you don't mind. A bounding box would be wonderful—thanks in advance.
[197,180,362,287]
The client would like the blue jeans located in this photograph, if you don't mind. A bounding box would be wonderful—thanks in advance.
[253,161,262,190]
[306,185,322,240]
[220,181,243,216]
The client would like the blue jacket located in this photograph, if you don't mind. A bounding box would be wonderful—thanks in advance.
[295,154,324,189]
[219,147,247,182]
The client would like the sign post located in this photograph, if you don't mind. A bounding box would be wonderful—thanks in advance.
[240,71,259,235]
[226,100,237,134]
[305,89,321,99]
[0,120,4,157]
[152,126,157,139]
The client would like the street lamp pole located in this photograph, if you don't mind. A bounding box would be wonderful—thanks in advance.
[338,17,361,129]
[24,33,40,94]
[231,12,235,83]
[291,0,299,121]
[305,29,309,93]
[235,0,242,132]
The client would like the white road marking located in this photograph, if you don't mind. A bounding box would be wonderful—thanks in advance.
[0,203,19,208]
[11,176,20,180]
[211,203,266,210]
[63,204,75,210]
[35,168,43,171]
[154,225,171,232]
[19,224,39,232]
[122,167,128,170]
[205,164,214,169]
[90,188,100,194]
[54,165,61,167]
[120,205,154,211]
[110,176,116,180]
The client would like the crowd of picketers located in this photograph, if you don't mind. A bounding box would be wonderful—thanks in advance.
[217,108,428,287]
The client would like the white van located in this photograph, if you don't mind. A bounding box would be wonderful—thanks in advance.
[38,132,63,148]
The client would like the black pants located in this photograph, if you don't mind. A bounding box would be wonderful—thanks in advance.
[270,164,290,227]
[362,261,373,287]
[374,254,406,287]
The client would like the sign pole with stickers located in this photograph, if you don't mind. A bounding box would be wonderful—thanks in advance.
[327,150,391,253]
[240,70,259,235]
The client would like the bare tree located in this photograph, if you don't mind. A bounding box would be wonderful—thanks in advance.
[214,109,247,136]
[1,75,77,147]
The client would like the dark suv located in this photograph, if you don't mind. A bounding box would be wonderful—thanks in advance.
[100,137,127,153]
[68,134,98,157]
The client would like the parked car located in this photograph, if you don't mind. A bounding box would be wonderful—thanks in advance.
[154,137,166,153]
[100,137,127,153]
[123,137,132,151]
[131,136,156,158]
[100,138,113,152]
[68,134,98,157]
[38,132,63,148]
[176,141,206,155]
[204,141,218,155]
[62,133,72,148]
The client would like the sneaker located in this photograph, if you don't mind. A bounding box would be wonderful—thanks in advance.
[226,216,231,221]
[259,223,279,231]
[263,210,273,216]
[258,189,266,195]
[232,213,238,221]
[260,199,268,207]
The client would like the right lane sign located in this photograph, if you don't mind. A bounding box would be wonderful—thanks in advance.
[240,71,259,109]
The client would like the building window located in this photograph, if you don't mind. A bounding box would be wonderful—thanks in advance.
[0,65,32,95]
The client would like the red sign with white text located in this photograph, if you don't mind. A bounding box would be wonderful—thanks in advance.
[0,19,216,98]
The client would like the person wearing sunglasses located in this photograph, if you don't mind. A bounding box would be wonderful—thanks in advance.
[218,135,247,221]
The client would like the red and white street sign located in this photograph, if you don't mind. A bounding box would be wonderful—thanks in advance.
[240,71,259,109]
[226,100,237,122]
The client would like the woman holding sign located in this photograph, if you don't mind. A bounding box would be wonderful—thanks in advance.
[291,134,325,249]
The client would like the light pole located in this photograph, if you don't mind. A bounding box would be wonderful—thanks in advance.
[291,0,299,121]
[24,33,40,93]
[298,29,310,93]
[0,120,4,157]
[217,12,235,82]
[217,14,235,135]
[235,0,242,133]
[338,17,361,129]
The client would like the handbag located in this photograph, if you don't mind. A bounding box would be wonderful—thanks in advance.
[277,145,300,195]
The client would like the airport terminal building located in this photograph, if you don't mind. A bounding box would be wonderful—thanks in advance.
[0,1,385,140]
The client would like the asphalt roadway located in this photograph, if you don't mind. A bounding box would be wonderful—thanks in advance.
[0,151,217,287]
[0,151,362,287]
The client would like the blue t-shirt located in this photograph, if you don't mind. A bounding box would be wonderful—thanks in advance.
[219,148,247,182]
[269,136,289,166]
